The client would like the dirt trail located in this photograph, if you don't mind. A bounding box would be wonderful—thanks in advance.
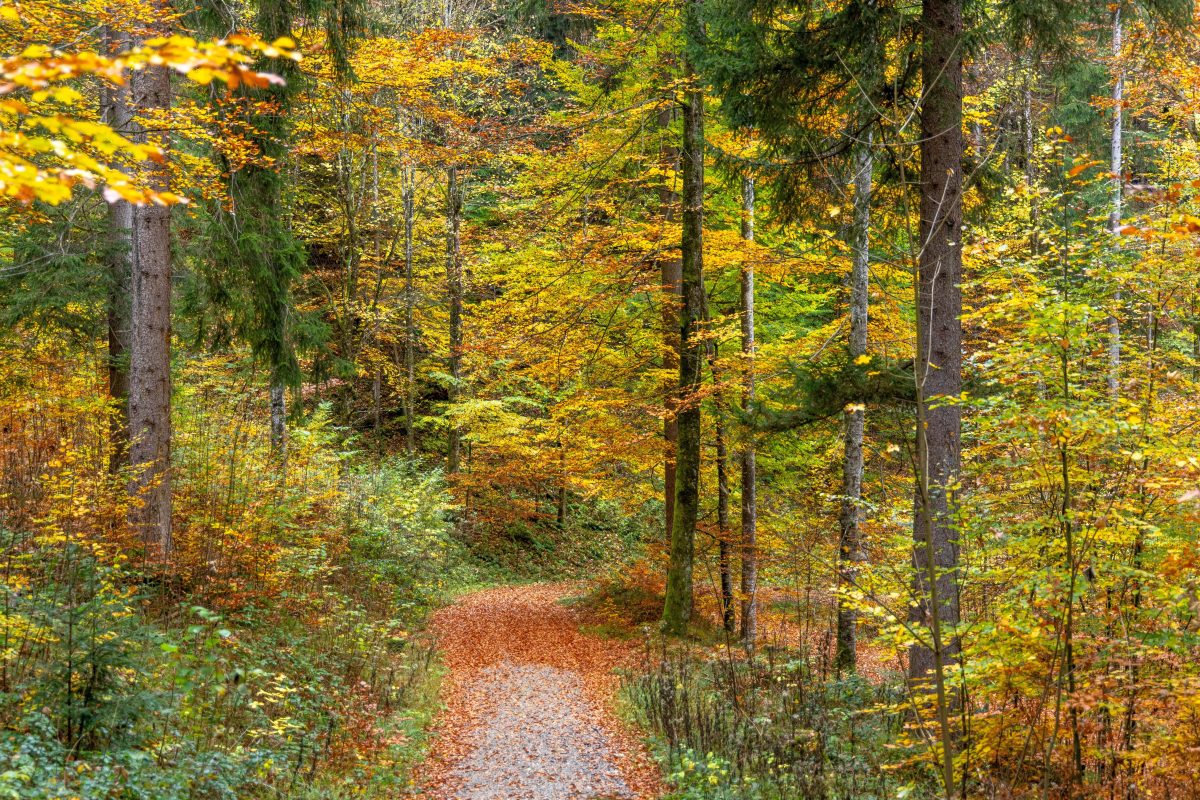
[414,583,663,800]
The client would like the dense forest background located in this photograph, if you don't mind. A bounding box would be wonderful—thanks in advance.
[4,0,1200,797]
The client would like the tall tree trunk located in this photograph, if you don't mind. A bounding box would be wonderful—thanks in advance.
[446,166,464,474]
[910,0,963,794]
[269,382,287,459]
[102,24,132,476]
[658,107,682,541]
[403,163,417,454]
[739,175,758,648]
[1108,5,1124,401]
[127,23,173,559]
[715,405,734,633]
[1024,72,1040,256]
[661,59,704,636]
[836,139,872,674]
[557,439,568,528]
[702,297,733,633]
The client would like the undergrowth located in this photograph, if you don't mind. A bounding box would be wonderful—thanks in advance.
[0,348,467,799]
[625,641,917,800]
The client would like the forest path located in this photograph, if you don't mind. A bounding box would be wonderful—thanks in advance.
[414,583,663,800]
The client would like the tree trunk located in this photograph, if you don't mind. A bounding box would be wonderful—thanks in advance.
[716,405,734,633]
[102,25,132,476]
[910,0,963,793]
[1024,74,1040,256]
[446,166,464,474]
[557,440,568,529]
[661,61,704,636]
[836,139,872,674]
[127,30,173,559]
[270,382,287,461]
[658,107,682,542]
[739,175,758,648]
[403,163,417,454]
[1108,6,1124,401]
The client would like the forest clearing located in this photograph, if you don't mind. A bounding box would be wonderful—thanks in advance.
[5,0,1200,797]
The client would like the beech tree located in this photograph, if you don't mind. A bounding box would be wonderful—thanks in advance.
[739,175,758,647]
[835,137,871,673]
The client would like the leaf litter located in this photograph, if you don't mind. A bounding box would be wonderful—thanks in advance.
[414,583,663,800]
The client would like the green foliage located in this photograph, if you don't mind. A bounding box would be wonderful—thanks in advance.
[338,458,463,615]
[466,498,658,580]
[627,644,912,799]
[0,529,446,800]
[755,352,915,432]
[0,379,465,799]
[0,203,106,336]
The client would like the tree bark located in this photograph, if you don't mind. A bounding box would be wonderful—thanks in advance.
[716,405,734,633]
[910,0,963,793]
[739,175,758,648]
[127,24,173,559]
[1108,5,1124,402]
[1024,73,1040,256]
[269,383,287,461]
[102,24,132,476]
[446,166,464,474]
[658,107,682,542]
[836,139,872,674]
[557,440,568,529]
[661,60,705,636]
[403,163,417,454]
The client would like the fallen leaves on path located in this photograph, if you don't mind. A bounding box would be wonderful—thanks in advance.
[415,583,664,800]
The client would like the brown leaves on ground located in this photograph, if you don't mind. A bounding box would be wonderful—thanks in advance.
[415,583,664,800]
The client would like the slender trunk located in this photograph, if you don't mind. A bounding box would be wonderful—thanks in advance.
[557,441,568,529]
[103,25,132,475]
[1193,292,1200,383]
[739,175,758,648]
[703,323,733,632]
[909,0,963,794]
[716,407,734,633]
[127,20,173,559]
[446,166,464,474]
[1058,350,1084,782]
[269,383,286,464]
[1108,6,1124,401]
[836,139,872,674]
[1024,75,1040,256]
[370,144,382,443]
[658,108,682,541]
[661,59,705,636]
[403,164,417,454]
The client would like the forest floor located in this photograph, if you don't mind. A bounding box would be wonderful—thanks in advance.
[413,583,665,800]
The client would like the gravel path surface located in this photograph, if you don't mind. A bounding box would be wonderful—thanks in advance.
[447,663,632,799]
[415,583,662,800]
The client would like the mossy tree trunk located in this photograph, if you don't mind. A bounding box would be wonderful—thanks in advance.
[739,175,758,648]
[661,43,705,636]
[836,139,872,673]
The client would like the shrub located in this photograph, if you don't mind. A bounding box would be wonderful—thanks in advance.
[626,641,912,800]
